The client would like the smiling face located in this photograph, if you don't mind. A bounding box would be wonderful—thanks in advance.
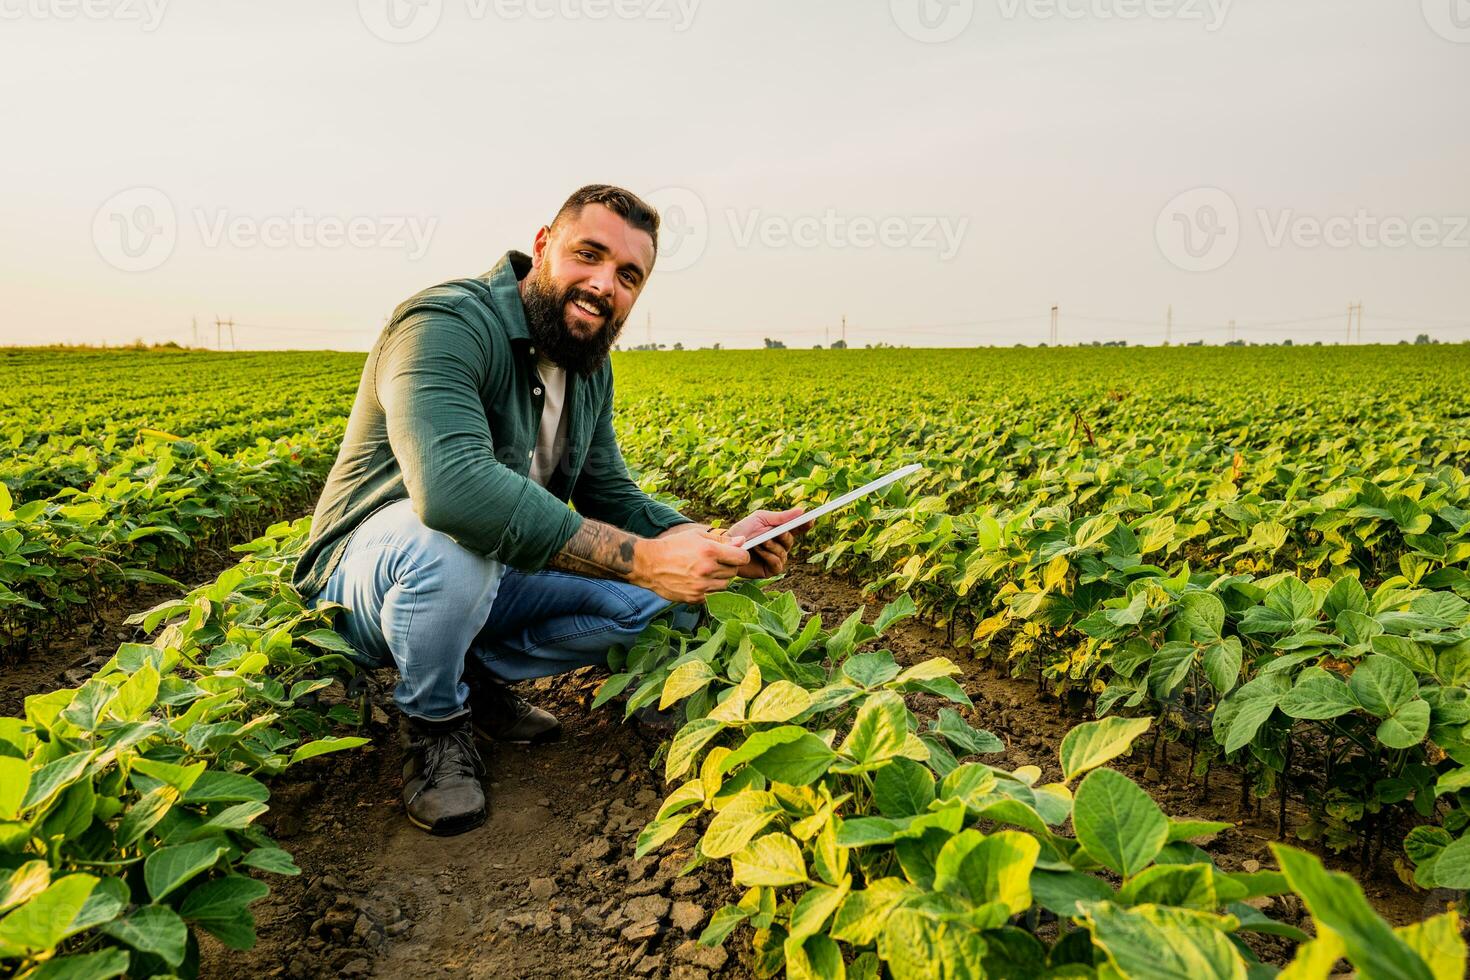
[519,202,656,376]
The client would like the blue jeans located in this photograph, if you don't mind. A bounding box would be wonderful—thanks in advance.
[315,498,671,721]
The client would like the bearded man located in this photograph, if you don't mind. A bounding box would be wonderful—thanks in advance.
[292,185,801,835]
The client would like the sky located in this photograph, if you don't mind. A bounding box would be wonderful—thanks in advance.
[2,0,1467,350]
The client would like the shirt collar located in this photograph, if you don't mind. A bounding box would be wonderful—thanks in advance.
[483,250,533,343]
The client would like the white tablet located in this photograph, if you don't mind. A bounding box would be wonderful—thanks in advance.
[738,463,923,550]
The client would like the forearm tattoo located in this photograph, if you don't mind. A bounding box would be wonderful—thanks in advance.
[547,519,639,580]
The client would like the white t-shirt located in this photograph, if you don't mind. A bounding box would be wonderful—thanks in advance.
[529,355,569,488]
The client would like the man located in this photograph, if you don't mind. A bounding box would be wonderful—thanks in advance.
[293,185,802,835]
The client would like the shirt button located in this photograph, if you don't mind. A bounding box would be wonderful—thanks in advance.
[533,387,542,396]
[529,346,536,355]
[527,450,534,459]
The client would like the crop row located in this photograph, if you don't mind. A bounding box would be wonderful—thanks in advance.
[612,582,1466,978]
[0,518,366,978]
[613,348,1470,883]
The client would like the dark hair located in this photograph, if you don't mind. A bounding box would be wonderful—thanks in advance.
[550,184,660,256]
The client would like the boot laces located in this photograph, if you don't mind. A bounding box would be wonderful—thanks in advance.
[408,726,483,805]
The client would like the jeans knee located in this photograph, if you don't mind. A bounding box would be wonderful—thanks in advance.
[609,586,670,635]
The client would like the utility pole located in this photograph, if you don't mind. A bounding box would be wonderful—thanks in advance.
[1356,302,1363,343]
[1049,305,1059,346]
[214,315,222,350]
[191,316,198,348]
[1165,304,1173,346]
[1347,304,1354,344]
[841,314,846,346]
[1228,320,1236,345]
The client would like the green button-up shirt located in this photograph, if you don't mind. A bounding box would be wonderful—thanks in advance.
[293,251,691,598]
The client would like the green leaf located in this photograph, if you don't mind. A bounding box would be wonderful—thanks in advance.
[842,651,900,689]
[178,874,270,949]
[702,791,784,858]
[1272,844,1432,980]
[298,628,355,653]
[0,756,30,820]
[1324,575,1369,619]
[1377,699,1430,749]
[182,770,269,803]
[1060,715,1152,783]
[746,681,813,723]
[665,718,725,780]
[0,873,97,955]
[288,736,368,765]
[837,691,908,767]
[1279,668,1360,720]
[101,904,188,968]
[875,593,918,633]
[930,708,1004,756]
[719,725,807,774]
[1349,654,1418,718]
[831,878,913,946]
[933,828,1038,915]
[749,733,837,786]
[1201,637,1243,695]
[1030,869,1114,917]
[1081,902,1248,979]
[21,948,131,980]
[1116,863,1217,910]
[1177,591,1226,640]
[873,758,936,818]
[1073,768,1169,877]
[1148,642,1196,699]
[660,659,718,710]
[144,841,227,901]
[731,833,808,887]
[116,786,180,848]
[241,847,301,876]
[21,751,92,812]
[698,904,750,947]
[0,862,50,917]
[787,881,850,942]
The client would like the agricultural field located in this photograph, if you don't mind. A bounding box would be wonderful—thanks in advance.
[2,345,1469,979]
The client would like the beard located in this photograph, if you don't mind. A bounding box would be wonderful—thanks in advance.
[520,266,626,377]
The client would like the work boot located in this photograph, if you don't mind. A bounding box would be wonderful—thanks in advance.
[401,715,486,836]
[466,680,563,744]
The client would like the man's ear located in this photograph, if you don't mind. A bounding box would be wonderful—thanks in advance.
[530,224,552,264]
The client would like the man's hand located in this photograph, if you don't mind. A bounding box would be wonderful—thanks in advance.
[632,530,751,604]
[724,507,806,579]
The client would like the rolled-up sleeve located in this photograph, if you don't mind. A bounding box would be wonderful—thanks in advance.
[376,309,583,570]
[572,379,692,539]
